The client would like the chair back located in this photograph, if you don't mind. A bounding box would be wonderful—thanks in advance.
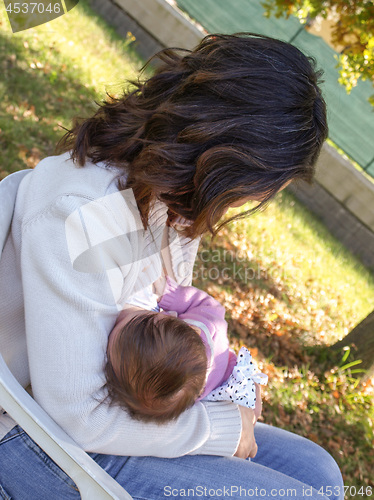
[0,170,32,387]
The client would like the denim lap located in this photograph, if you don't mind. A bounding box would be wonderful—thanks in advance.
[0,423,344,500]
[0,425,79,500]
[91,423,344,500]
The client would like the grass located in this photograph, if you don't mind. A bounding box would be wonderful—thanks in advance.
[1,1,374,496]
[229,190,374,343]
[194,198,374,495]
[0,0,143,177]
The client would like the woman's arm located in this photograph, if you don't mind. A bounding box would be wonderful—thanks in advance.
[20,194,242,457]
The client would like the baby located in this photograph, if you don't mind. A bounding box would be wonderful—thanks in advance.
[105,276,267,423]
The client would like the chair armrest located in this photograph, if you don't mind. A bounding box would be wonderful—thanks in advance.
[0,355,132,500]
[0,169,32,252]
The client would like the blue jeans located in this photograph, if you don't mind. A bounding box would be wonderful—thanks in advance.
[0,423,343,499]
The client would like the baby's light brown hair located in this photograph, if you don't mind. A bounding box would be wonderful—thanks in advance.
[105,311,208,423]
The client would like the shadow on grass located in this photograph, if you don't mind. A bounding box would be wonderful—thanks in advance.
[262,393,374,490]
[0,28,100,174]
[193,232,313,364]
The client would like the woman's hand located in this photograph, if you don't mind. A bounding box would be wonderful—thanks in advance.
[234,406,258,459]
[254,382,262,423]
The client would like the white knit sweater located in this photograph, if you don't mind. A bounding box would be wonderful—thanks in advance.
[0,153,241,457]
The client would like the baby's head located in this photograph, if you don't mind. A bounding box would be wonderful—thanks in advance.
[105,307,208,423]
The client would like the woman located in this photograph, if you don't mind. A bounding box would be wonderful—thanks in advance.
[0,33,343,499]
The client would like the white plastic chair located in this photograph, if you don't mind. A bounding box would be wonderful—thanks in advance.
[0,169,133,500]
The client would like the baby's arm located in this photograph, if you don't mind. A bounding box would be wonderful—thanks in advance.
[159,276,230,396]
[159,277,265,420]
[158,276,226,325]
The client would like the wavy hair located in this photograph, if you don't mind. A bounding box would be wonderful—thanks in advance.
[56,33,328,239]
[105,312,207,423]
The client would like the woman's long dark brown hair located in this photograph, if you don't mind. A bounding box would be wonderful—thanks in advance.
[56,33,328,239]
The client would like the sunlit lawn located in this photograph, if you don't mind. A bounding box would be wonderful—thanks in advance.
[1,0,373,495]
[194,198,374,493]
[0,0,143,177]
[226,190,373,344]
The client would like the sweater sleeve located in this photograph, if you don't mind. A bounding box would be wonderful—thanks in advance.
[20,195,241,457]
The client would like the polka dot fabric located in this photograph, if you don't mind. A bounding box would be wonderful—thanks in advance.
[204,346,268,409]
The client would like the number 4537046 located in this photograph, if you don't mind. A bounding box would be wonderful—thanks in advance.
[317,485,372,497]
[5,3,62,14]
